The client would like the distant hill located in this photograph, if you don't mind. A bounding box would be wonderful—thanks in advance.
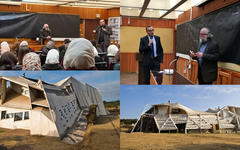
[103,100,120,108]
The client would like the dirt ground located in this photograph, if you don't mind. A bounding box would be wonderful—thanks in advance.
[120,131,240,150]
[0,109,119,150]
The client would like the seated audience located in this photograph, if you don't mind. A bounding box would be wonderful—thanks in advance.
[63,38,95,70]
[0,52,18,70]
[22,52,41,71]
[58,39,71,66]
[42,49,62,70]
[40,40,56,65]
[107,44,119,70]
[114,50,120,70]
[0,41,10,55]
[18,46,30,65]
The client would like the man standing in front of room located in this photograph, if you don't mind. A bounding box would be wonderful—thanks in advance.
[139,26,164,84]
[96,19,112,52]
[190,27,220,84]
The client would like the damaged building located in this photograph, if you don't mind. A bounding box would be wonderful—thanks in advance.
[132,102,240,134]
[0,76,108,143]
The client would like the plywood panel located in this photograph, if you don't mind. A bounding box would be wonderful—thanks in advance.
[120,26,174,53]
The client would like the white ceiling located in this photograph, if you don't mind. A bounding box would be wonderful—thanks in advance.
[120,0,206,19]
[0,0,120,9]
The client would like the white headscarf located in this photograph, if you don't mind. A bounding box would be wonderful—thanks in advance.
[93,46,98,57]
[20,41,28,47]
[63,38,95,70]
[1,41,10,55]
[45,49,59,64]
[107,45,119,56]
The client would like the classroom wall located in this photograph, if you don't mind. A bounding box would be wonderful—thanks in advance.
[121,26,173,53]
[0,4,119,39]
[176,0,240,75]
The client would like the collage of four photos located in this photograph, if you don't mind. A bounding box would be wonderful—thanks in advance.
[0,0,240,150]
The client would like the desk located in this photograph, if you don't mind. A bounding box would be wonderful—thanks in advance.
[150,70,194,85]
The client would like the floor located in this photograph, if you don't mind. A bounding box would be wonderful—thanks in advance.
[120,72,138,85]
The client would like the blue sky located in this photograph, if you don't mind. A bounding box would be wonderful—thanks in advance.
[0,71,119,101]
[121,85,240,119]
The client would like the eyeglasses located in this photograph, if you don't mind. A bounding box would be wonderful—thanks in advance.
[147,29,154,32]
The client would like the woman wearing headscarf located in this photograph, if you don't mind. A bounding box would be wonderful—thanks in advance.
[106,44,119,70]
[42,49,62,70]
[40,40,56,65]
[0,41,10,55]
[63,38,96,70]
[22,52,41,71]
[0,52,18,70]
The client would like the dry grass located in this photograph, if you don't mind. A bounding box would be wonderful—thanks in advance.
[0,107,120,150]
[120,131,240,150]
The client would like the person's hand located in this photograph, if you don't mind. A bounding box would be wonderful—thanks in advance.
[190,50,196,58]
[196,52,203,58]
[102,28,107,32]
[148,39,153,46]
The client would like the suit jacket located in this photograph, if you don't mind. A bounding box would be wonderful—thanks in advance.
[196,38,220,83]
[139,35,164,66]
[96,25,112,46]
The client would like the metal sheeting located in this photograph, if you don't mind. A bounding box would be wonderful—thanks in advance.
[55,76,108,116]
[85,83,108,116]
[56,77,91,108]
[42,84,81,138]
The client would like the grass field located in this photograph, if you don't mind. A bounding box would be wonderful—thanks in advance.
[120,131,240,150]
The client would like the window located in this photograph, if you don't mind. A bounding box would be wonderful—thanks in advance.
[6,113,14,119]
[1,111,6,120]
[172,109,181,114]
[14,112,23,121]
[24,112,29,120]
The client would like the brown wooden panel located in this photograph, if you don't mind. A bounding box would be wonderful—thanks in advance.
[120,52,175,73]
[217,69,232,84]
[177,0,239,25]
[85,19,100,41]
[120,52,138,73]
[108,8,120,17]
[121,17,175,28]
[0,3,111,19]
[176,57,199,84]
[218,68,240,84]
[177,9,191,25]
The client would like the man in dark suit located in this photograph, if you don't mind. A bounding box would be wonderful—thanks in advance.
[139,26,164,84]
[190,27,220,84]
[96,19,112,52]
